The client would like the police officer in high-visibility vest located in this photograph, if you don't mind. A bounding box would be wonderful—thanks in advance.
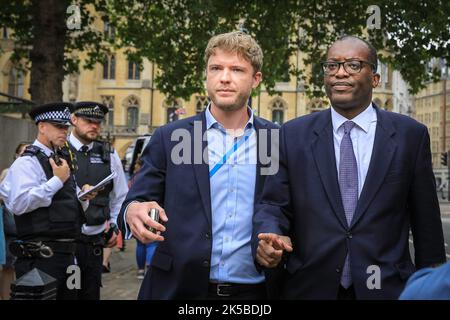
[68,101,128,300]
[0,102,97,300]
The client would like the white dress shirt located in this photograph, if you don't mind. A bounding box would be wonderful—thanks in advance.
[0,139,88,215]
[331,104,377,196]
[69,133,129,235]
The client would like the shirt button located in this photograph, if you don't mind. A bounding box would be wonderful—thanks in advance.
[229,188,234,193]
[205,232,211,239]
[228,213,233,218]
[202,260,210,267]
[224,237,229,242]
[221,262,225,266]
[346,232,353,239]
[336,268,341,273]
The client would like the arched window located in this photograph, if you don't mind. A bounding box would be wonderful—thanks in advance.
[195,96,209,114]
[103,55,116,79]
[123,95,140,127]
[308,98,324,113]
[101,95,114,127]
[270,98,287,125]
[127,107,139,127]
[167,107,178,123]
[8,68,24,97]
[163,99,183,123]
[128,61,140,80]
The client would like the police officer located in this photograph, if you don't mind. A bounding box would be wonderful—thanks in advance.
[68,101,128,300]
[0,102,96,300]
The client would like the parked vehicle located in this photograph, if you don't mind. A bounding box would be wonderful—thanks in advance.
[124,135,152,177]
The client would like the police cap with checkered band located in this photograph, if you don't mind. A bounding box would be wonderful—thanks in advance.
[73,101,109,123]
[29,102,74,126]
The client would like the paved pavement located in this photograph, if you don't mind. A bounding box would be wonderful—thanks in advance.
[101,240,141,300]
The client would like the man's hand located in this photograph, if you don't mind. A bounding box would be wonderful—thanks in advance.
[49,158,70,183]
[79,184,98,201]
[256,233,293,268]
[104,224,118,248]
[126,201,168,244]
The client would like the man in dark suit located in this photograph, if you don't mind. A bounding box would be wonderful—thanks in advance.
[253,35,446,299]
[118,31,279,299]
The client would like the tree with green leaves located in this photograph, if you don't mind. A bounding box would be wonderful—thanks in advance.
[109,0,449,100]
[0,0,111,104]
[1,0,448,105]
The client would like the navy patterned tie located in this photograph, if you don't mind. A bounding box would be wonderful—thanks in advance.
[339,120,358,288]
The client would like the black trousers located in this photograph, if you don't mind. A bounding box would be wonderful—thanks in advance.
[75,240,104,300]
[337,285,356,300]
[15,253,78,300]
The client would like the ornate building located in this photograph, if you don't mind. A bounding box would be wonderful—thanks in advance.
[0,24,396,159]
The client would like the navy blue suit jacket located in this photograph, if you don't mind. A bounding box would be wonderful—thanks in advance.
[253,105,446,299]
[119,111,279,299]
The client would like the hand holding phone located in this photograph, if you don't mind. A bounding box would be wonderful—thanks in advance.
[147,208,160,233]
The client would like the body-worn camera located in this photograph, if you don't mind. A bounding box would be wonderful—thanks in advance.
[147,208,160,233]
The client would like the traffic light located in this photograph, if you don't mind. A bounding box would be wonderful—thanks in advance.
[441,152,448,166]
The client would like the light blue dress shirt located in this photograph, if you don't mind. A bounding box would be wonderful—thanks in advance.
[331,104,377,196]
[205,106,264,284]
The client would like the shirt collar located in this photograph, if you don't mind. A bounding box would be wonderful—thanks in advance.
[69,132,94,151]
[205,103,254,131]
[33,139,55,157]
[331,103,376,134]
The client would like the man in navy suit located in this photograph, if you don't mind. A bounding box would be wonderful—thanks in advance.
[253,35,446,299]
[118,31,279,299]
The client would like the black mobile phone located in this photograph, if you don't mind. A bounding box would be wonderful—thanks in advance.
[147,208,160,233]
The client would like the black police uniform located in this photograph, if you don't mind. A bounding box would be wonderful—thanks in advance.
[10,102,85,300]
[69,101,116,300]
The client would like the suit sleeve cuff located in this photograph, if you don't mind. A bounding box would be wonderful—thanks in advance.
[123,201,139,240]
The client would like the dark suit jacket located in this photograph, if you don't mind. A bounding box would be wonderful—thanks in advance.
[118,111,279,299]
[253,105,446,299]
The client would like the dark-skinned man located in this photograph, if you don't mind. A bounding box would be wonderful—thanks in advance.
[253,35,446,299]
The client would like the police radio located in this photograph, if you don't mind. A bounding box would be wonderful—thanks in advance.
[50,142,62,166]
[49,141,78,172]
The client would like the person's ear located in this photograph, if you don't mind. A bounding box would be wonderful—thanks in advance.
[372,72,380,88]
[37,122,46,134]
[70,114,77,125]
[252,71,263,89]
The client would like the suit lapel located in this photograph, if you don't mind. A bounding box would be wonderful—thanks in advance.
[311,109,348,229]
[351,107,397,228]
[189,112,212,227]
